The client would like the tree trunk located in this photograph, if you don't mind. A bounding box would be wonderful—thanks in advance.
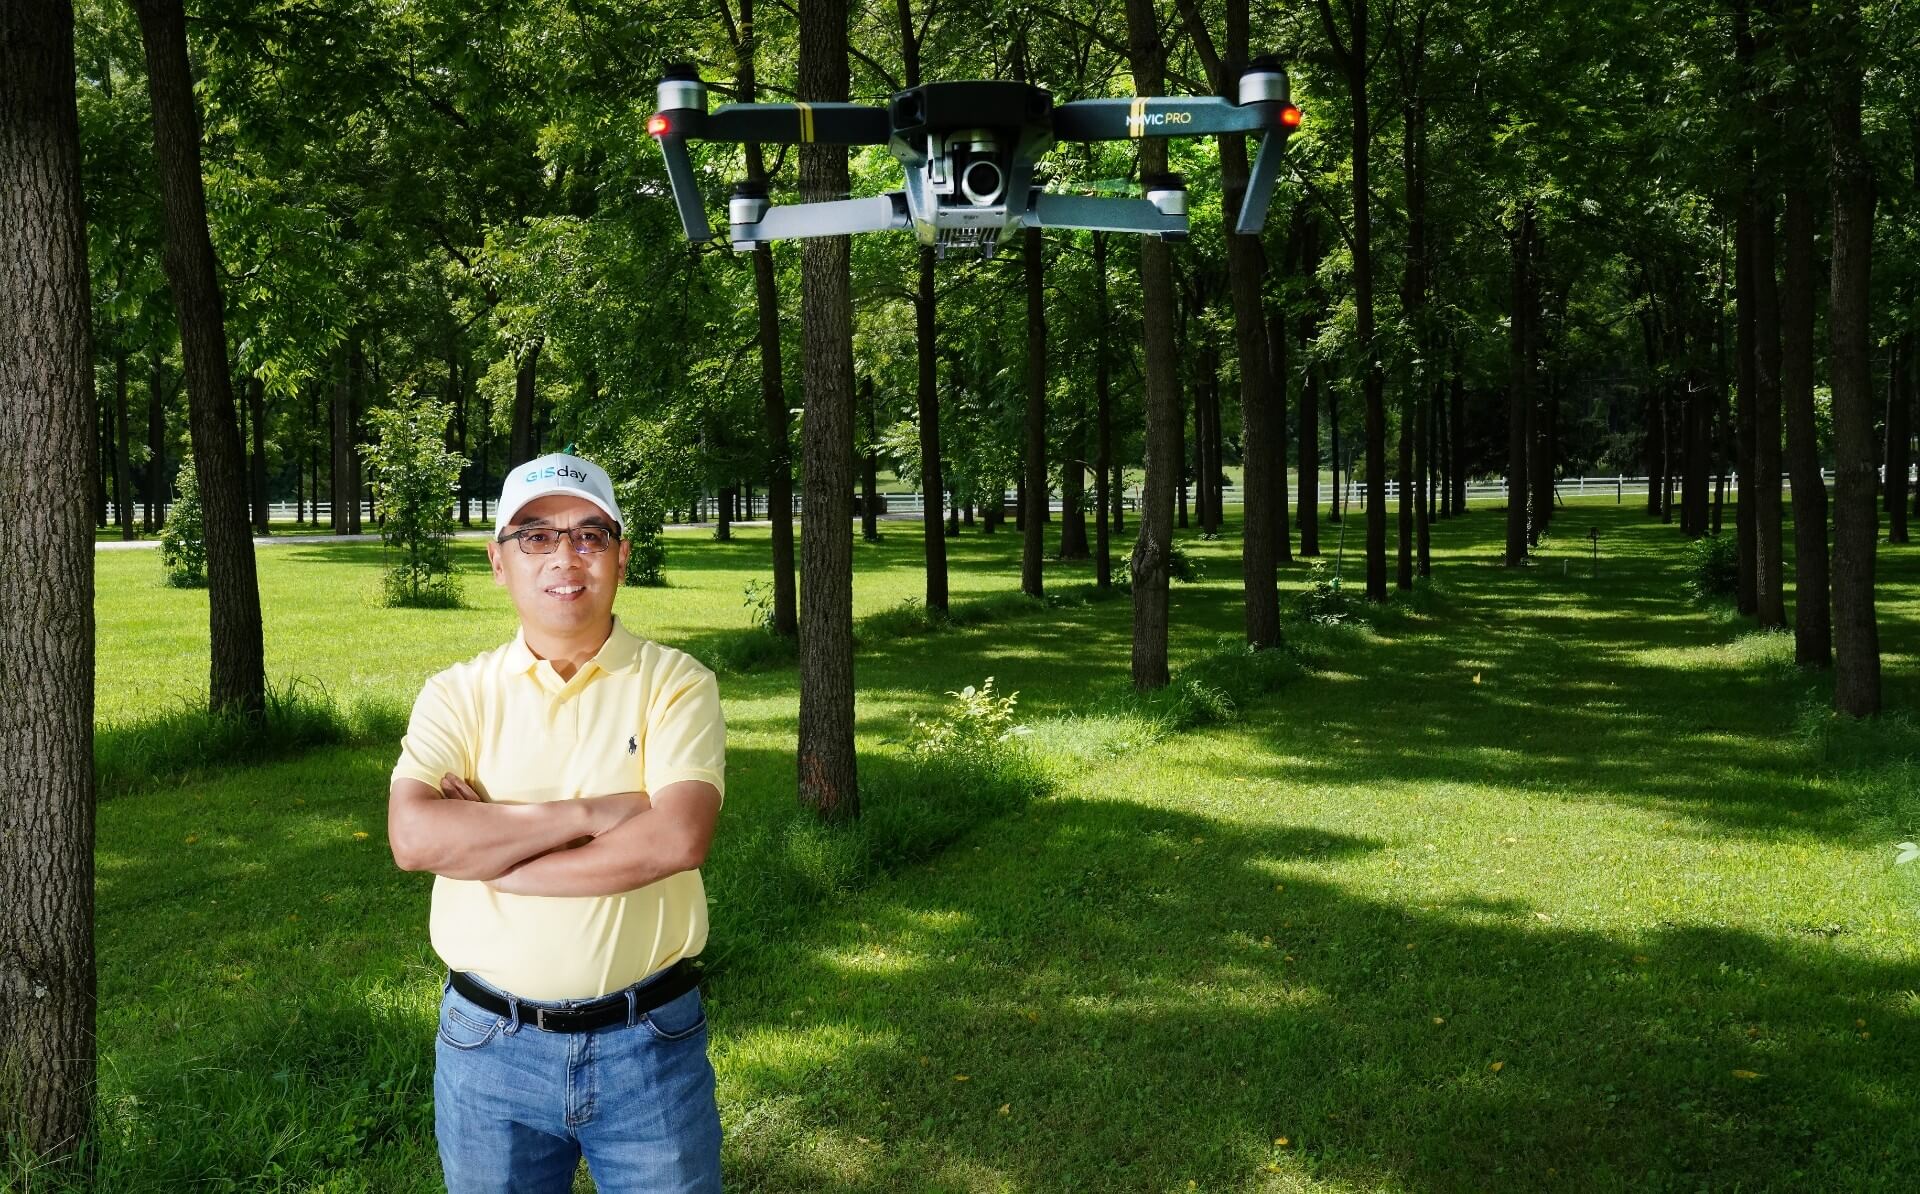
[1827,28,1879,716]
[1450,366,1466,514]
[752,186,798,633]
[1093,231,1113,589]
[1328,375,1341,524]
[1750,193,1787,624]
[1297,331,1320,555]
[0,0,98,1164]
[1505,205,1533,565]
[1194,335,1217,534]
[113,347,135,538]
[1398,43,1427,589]
[145,349,164,531]
[246,372,269,535]
[796,0,858,817]
[1416,381,1432,576]
[1885,339,1911,542]
[331,345,358,533]
[1022,226,1046,596]
[509,338,541,470]
[132,0,264,718]
[1125,0,1177,687]
[913,248,947,610]
[1315,0,1386,598]
[860,376,879,542]
[1782,184,1830,666]
[1734,193,1759,612]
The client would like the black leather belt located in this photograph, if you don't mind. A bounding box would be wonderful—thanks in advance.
[448,960,701,1033]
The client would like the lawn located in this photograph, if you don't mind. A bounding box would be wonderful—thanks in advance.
[47,499,1920,1191]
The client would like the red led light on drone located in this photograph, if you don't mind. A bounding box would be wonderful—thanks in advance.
[648,114,672,136]
[1279,105,1303,129]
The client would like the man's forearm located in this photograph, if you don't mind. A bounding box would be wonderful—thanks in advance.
[391,788,643,881]
[485,806,699,898]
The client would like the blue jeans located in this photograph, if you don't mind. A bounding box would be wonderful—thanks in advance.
[434,972,722,1193]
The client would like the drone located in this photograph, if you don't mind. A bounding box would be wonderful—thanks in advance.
[648,60,1301,259]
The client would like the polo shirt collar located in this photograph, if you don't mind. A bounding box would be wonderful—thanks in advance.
[507,617,646,691]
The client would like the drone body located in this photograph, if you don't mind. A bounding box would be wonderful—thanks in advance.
[649,62,1299,259]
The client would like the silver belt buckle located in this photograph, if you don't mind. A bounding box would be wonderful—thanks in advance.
[534,1006,553,1031]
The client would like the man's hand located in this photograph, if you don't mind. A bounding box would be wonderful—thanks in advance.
[388,777,649,881]
[484,780,719,899]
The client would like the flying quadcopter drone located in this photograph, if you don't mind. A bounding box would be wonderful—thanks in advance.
[648,59,1301,259]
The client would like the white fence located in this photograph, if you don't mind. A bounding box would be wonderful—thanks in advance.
[102,470,1850,528]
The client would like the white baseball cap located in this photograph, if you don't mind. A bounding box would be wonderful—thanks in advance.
[496,451,624,534]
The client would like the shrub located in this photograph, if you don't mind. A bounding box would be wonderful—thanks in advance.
[1294,558,1354,625]
[360,397,466,608]
[906,677,1031,762]
[610,417,698,587]
[159,459,207,588]
[1684,533,1739,602]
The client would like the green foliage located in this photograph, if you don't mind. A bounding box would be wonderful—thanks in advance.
[360,397,467,608]
[1167,542,1205,583]
[611,419,698,588]
[1684,533,1740,602]
[94,680,404,800]
[742,579,775,630]
[906,677,1030,763]
[158,459,206,588]
[1294,558,1356,625]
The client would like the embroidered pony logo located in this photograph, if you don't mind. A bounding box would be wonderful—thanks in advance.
[627,734,638,756]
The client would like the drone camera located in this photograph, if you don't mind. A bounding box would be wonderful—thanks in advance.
[960,159,1005,206]
[656,63,707,115]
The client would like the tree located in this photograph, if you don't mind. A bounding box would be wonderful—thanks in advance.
[0,0,97,1163]
[361,397,467,607]
[1124,0,1182,688]
[129,0,265,718]
[1022,225,1048,598]
[1315,0,1388,600]
[797,0,859,819]
[1825,1,1879,716]
[1176,0,1284,648]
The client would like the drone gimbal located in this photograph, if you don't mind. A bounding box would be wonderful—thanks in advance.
[649,60,1300,259]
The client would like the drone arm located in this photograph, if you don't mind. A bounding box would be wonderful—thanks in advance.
[1053,96,1278,141]
[1028,193,1184,236]
[655,135,714,242]
[1233,129,1286,236]
[699,103,892,146]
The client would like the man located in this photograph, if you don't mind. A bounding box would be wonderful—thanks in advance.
[388,451,725,1193]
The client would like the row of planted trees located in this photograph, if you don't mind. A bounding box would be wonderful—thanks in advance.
[5,0,1917,1168]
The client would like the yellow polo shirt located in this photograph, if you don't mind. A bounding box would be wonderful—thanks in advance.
[391,617,724,1000]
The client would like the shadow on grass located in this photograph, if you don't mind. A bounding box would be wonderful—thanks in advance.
[716,796,1920,1192]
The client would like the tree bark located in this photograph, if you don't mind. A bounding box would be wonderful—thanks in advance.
[1782,185,1830,666]
[1826,22,1879,715]
[1885,339,1911,542]
[509,337,541,470]
[113,347,135,538]
[1506,205,1533,565]
[145,348,164,531]
[1297,309,1320,555]
[246,372,269,535]
[1126,0,1178,687]
[1093,231,1113,589]
[1750,193,1786,624]
[0,0,98,1164]
[796,0,858,817]
[132,0,264,718]
[1022,226,1047,596]
[1734,186,1759,611]
[860,375,879,542]
[1449,365,1466,514]
[908,248,947,608]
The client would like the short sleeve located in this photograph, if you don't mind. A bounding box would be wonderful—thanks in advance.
[391,674,472,791]
[643,656,727,805]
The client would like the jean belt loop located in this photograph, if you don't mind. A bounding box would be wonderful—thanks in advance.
[505,992,522,1035]
[626,987,639,1029]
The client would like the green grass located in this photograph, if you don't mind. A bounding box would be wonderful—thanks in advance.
[28,499,1920,1190]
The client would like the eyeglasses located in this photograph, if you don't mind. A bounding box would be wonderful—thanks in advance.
[498,525,619,555]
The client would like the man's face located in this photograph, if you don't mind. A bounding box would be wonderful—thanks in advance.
[487,494,631,641]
